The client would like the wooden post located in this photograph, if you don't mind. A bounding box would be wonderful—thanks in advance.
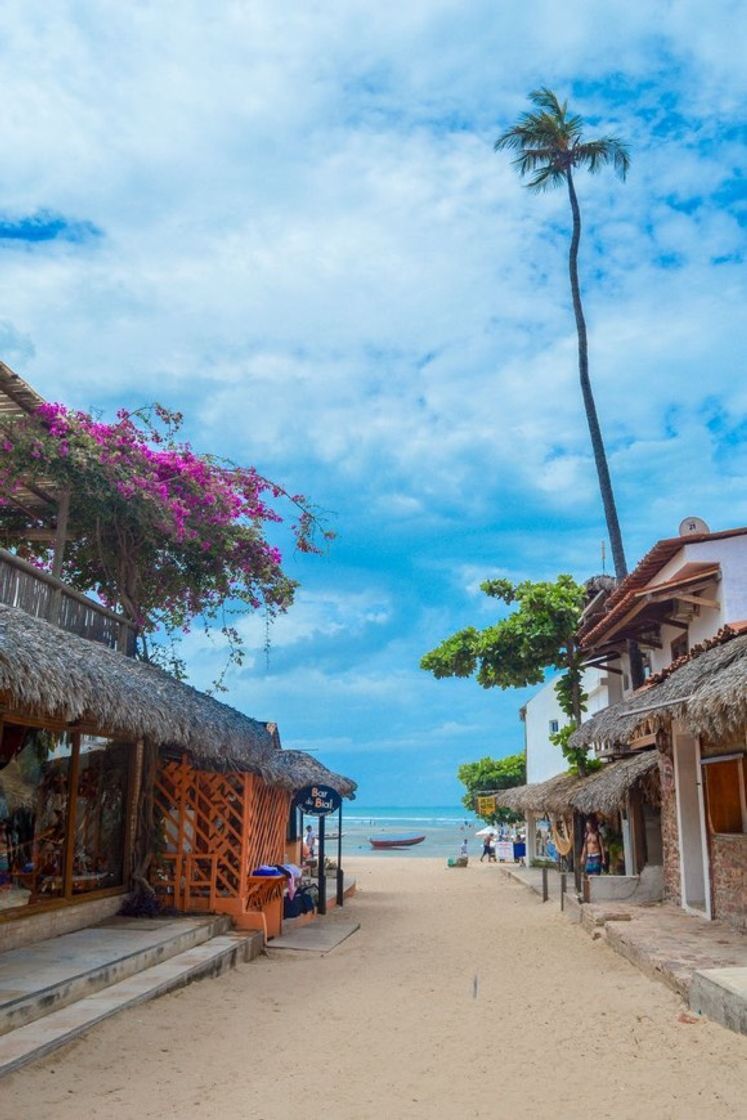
[336,803,344,908]
[63,733,82,900]
[560,871,567,911]
[51,488,71,579]
[47,488,71,627]
[541,865,548,903]
[317,815,326,915]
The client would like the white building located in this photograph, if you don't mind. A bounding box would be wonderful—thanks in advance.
[578,524,747,699]
[522,667,610,784]
[579,521,747,921]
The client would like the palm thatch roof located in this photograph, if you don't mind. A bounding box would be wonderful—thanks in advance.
[276,750,356,799]
[571,630,747,754]
[495,771,583,815]
[495,752,659,816]
[570,752,659,815]
[0,603,356,796]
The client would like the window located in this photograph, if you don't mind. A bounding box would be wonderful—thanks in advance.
[73,738,130,894]
[702,756,747,835]
[548,719,559,735]
[0,723,130,914]
[670,631,689,662]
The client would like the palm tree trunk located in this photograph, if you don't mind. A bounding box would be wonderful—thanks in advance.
[566,169,627,581]
[567,170,645,690]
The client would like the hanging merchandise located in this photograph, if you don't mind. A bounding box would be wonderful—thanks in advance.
[551,815,574,857]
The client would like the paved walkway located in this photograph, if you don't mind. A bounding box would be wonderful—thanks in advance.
[600,904,747,998]
[502,862,570,900]
[503,864,747,1027]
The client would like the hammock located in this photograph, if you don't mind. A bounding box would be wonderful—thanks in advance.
[551,816,574,857]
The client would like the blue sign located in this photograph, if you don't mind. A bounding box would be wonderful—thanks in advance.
[296,784,342,816]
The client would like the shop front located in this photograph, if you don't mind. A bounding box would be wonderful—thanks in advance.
[1,719,136,920]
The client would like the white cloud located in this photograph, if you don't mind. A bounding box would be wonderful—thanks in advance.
[0,2,745,801]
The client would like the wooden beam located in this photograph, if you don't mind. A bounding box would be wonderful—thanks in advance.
[51,488,71,580]
[660,617,690,631]
[0,528,72,543]
[673,592,720,610]
[584,659,624,675]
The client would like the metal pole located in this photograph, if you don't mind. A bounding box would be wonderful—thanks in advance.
[336,803,344,907]
[317,815,326,915]
[541,865,548,903]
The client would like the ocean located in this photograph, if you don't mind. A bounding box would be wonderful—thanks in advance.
[332,805,483,859]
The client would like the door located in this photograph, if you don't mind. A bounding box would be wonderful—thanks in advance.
[673,732,710,917]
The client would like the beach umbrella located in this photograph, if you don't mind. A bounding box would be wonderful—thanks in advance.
[474,826,497,838]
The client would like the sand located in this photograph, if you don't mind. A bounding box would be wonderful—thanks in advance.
[3,858,747,1120]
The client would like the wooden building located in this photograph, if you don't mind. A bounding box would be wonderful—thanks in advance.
[0,601,355,950]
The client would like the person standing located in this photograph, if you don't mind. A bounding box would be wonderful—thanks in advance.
[580,817,605,876]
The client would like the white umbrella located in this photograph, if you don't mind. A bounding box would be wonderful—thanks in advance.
[475,826,497,838]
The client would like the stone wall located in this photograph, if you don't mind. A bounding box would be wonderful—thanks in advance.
[709,834,747,932]
[658,744,681,905]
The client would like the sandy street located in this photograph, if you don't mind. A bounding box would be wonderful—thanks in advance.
[3,858,747,1120]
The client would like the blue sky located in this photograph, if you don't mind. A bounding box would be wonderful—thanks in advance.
[1,2,746,804]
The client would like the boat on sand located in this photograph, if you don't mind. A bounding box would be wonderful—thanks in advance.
[369,835,426,850]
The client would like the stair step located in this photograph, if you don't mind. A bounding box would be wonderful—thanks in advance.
[0,932,259,1079]
[0,915,231,1036]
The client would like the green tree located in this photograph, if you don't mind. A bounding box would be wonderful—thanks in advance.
[457,753,525,824]
[494,90,630,583]
[421,575,594,774]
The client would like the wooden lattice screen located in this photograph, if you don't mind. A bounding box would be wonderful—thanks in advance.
[151,756,291,936]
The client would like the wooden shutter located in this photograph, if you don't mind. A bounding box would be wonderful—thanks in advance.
[704,759,745,835]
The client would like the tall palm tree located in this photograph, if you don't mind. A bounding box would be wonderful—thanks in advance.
[495,88,631,581]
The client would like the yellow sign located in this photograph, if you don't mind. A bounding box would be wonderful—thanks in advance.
[477,795,497,817]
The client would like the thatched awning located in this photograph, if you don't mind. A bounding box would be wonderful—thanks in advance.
[495,752,659,817]
[571,630,747,754]
[569,752,659,815]
[495,771,585,815]
[0,603,356,796]
[275,750,356,799]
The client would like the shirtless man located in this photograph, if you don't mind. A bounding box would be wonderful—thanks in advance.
[580,817,605,875]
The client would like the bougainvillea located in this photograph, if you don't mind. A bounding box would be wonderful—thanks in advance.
[0,401,331,676]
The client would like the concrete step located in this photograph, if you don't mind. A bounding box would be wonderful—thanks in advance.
[0,914,231,1036]
[0,932,260,1079]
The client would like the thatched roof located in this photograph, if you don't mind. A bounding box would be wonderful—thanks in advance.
[495,752,658,816]
[571,630,747,753]
[495,771,583,815]
[0,603,356,796]
[570,752,659,815]
[276,750,356,799]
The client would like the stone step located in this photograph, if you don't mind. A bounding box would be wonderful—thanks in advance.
[0,932,260,1079]
[0,914,231,1036]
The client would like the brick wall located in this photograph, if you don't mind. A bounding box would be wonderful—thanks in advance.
[709,834,747,932]
[658,743,681,905]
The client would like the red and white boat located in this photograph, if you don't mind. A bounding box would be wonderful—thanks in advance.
[368,834,426,850]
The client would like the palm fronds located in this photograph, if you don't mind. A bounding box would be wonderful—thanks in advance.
[495,89,630,189]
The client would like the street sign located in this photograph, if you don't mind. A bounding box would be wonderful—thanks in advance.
[295,784,341,816]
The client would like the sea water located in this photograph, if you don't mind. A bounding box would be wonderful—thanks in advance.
[334,806,483,859]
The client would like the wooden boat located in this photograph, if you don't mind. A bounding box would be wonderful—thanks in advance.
[368,834,426,850]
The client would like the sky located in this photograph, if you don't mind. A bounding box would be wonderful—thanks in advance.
[0,2,746,805]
